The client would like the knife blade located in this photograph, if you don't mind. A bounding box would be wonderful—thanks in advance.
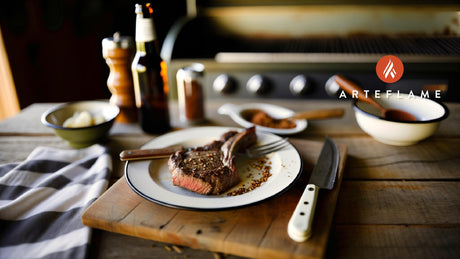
[287,137,339,242]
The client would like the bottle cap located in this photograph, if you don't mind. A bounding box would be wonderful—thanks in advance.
[102,32,134,50]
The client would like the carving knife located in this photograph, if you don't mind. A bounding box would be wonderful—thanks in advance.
[288,137,339,242]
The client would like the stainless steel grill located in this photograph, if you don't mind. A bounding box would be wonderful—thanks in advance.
[161,4,460,102]
[278,37,460,55]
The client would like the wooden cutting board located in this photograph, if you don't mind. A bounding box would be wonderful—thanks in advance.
[82,139,347,259]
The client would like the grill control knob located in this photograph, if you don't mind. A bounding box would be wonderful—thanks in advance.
[213,74,236,95]
[289,75,311,96]
[325,75,341,97]
[246,75,271,95]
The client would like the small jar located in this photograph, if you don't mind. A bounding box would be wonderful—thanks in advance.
[176,64,205,125]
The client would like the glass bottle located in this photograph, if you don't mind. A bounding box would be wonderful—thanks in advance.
[131,3,170,134]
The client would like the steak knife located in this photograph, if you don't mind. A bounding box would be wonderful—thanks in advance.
[288,137,339,242]
[119,146,183,161]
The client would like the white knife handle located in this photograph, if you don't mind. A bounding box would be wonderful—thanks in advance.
[287,184,319,242]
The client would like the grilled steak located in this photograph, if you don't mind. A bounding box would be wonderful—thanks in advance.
[168,127,257,195]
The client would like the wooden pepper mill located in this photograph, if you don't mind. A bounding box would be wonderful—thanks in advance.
[102,32,138,123]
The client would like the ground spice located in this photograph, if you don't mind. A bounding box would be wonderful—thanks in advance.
[227,156,273,196]
[246,109,296,129]
[183,80,204,121]
[177,64,205,125]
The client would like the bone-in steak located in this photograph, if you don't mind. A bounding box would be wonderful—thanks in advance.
[168,127,257,195]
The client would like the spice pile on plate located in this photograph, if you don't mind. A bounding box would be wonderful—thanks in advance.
[226,156,272,196]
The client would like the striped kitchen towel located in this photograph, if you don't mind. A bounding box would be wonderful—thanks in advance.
[0,144,111,259]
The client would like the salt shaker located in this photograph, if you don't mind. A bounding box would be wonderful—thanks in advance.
[176,63,205,125]
[102,32,137,123]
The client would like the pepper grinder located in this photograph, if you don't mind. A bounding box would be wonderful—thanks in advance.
[102,32,137,123]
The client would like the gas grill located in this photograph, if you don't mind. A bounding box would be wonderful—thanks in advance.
[161,2,460,102]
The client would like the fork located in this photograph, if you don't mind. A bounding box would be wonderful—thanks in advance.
[244,137,290,158]
[119,138,290,161]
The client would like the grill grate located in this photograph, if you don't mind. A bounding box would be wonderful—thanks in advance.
[280,37,460,55]
[173,30,460,59]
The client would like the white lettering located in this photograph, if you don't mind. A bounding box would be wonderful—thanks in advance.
[408,90,415,98]
[364,90,370,98]
[435,90,441,99]
[386,90,392,98]
[352,90,358,98]
[420,90,429,99]
[342,89,443,99]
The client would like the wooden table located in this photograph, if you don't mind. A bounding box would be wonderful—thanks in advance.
[1,99,459,259]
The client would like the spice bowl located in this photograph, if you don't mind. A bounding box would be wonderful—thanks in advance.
[218,103,307,135]
[41,101,120,148]
[353,93,449,146]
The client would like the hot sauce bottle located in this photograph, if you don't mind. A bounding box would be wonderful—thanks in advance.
[131,3,170,134]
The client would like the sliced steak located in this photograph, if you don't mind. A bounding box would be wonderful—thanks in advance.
[168,127,257,195]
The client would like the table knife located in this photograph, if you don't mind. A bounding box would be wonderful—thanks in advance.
[287,137,339,242]
[119,145,183,161]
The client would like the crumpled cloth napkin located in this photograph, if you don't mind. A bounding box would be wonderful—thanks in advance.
[0,144,111,259]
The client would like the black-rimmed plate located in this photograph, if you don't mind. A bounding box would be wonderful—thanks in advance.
[125,127,302,210]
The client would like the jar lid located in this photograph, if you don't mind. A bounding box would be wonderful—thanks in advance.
[179,63,205,77]
[102,32,134,50]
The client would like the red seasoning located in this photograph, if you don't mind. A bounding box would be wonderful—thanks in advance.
[242,109,296,129]
[227,155,272,196]
[177,64,205,125]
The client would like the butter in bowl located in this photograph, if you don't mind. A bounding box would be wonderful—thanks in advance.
[41,101,120,148]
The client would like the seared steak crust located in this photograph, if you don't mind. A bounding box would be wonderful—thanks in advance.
[201,130,238,151]
[168,127,256,195]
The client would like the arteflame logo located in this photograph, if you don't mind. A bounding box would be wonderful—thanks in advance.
[376,55,404,83]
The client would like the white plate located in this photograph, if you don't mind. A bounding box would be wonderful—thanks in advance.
[125,127,302,210]
[218,103,308,135]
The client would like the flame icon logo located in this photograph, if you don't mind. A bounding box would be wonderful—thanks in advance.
[383,59,397,79]
[376,55,404,83]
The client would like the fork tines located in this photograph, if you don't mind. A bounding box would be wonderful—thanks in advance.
[247,138,290,158]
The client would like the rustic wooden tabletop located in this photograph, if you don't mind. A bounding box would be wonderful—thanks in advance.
[1,99,459,259]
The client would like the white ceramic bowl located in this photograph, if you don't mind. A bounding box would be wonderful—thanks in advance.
[41,101,120,148]
[353,93,448,146]
[218,103,307,135]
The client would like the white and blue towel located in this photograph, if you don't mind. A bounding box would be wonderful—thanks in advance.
[0,145,111,259]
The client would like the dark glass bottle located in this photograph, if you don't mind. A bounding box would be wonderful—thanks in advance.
[131,3,170,134]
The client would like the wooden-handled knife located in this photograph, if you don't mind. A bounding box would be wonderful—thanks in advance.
[119,146,183,161]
